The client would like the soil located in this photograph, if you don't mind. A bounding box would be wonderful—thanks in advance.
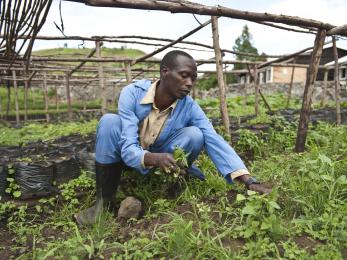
[294,235,324,255]
[0,224,15,259]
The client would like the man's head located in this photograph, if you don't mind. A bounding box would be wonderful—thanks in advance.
[159,50,197,99]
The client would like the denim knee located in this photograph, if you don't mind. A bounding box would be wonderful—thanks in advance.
[95,114,122,164]
[98,114,121,134]
[181,126,204,150]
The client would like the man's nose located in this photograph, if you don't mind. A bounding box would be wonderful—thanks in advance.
[186,77,193,87]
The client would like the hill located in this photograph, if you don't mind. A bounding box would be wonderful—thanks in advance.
[32,47,146,58]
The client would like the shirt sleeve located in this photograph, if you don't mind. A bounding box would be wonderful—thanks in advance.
[188,101,248,183]
[118,86,150,175]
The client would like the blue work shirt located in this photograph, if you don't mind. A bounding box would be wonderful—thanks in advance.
[118,79,247,183]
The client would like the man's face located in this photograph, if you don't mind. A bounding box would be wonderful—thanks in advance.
[161,55,197,99]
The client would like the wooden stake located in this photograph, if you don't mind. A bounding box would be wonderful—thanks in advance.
[259,89,272,113]
[253,65,259,116]
[211,16,230,136]
[332,36,341,125]
[125,61,132,83]
[0,82,3,119]
[5,79,10,118]
[286,66,296,108]
[55,85,59,111]
[320,69,328,107]
[133,19,211,64]
[65,72,72,120]
[96,40,107,114]
[295,29,326,152]
[12,71,20,125]
[42,72,50,123]
[24,78,29,122]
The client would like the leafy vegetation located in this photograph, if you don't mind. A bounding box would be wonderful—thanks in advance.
[0,120,98,146]
[0,94,346,259]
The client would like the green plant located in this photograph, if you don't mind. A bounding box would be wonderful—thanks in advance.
[5,164,21,198]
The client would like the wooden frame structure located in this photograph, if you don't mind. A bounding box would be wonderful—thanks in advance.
[1,0,346,152]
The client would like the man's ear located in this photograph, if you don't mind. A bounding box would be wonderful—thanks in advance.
[161,66,169,76]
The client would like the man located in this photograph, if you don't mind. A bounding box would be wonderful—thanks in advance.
[76,50,270,225]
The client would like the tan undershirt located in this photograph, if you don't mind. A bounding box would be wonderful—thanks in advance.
[139,80,177,149]
[138,80,249,180]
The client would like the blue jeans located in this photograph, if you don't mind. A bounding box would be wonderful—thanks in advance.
[95,114,205,178]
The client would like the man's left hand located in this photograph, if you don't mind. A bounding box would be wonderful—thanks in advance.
[247,183,272,195]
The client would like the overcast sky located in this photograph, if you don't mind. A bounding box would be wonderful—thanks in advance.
[35,0,347,62]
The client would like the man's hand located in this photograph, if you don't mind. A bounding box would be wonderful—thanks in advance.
[235,174,271,195]
[144,152,178,172]
[247,183,272,195]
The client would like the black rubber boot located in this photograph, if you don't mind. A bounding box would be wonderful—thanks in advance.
[75,162,124,225]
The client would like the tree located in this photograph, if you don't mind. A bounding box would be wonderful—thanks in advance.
[232,25,262,70]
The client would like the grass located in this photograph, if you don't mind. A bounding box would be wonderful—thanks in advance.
[0,94,346,259]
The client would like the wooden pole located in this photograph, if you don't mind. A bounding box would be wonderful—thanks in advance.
[332,36,341,125]
[12,71,20,126]
[286,65,296,108]
[259,89,272,113]
[42,72,50,123]
[125,61,132,83]
[5,79,10,119]
[24,77,29,122]
[55,85,59,111]
[0,81,3,119]
[133,19,212,64]
[65,72,72,120]
[253,65,259,116]
[295,29,326,153]
[31,87,36,108]
[320,69,328,107]
[66,0,343,35]
[211,16,230,136]
[95,40,107,114]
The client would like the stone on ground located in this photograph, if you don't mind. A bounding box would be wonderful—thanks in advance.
[117,196,142,221]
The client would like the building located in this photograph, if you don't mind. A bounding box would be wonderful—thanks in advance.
[238,45,347,84]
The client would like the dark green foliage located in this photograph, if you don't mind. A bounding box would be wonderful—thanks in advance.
[232,25,266,70]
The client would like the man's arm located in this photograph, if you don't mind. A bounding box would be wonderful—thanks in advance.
[188,101,271,194]
[118,86,149,173]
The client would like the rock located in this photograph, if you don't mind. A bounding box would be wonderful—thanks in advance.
[117,196,142,221]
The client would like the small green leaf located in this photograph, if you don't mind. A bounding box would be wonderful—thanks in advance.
[269,201,281,210]
[13,191,21,198]
[247,190,257,196]
[336,175,347,185]
[242,205,256,215]
[236,194,246,201]
[320,175,333,181]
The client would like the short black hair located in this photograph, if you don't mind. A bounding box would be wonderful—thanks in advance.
[160,50,194,71]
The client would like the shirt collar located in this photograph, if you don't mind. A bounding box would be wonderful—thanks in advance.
[140,80,178,110]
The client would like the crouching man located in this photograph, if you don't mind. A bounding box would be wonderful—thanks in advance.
[75,50,271,225]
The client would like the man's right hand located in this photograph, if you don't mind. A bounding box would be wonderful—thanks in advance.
[144,152,178,172]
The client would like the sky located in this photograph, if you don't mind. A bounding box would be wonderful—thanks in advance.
[34,0,347,64]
